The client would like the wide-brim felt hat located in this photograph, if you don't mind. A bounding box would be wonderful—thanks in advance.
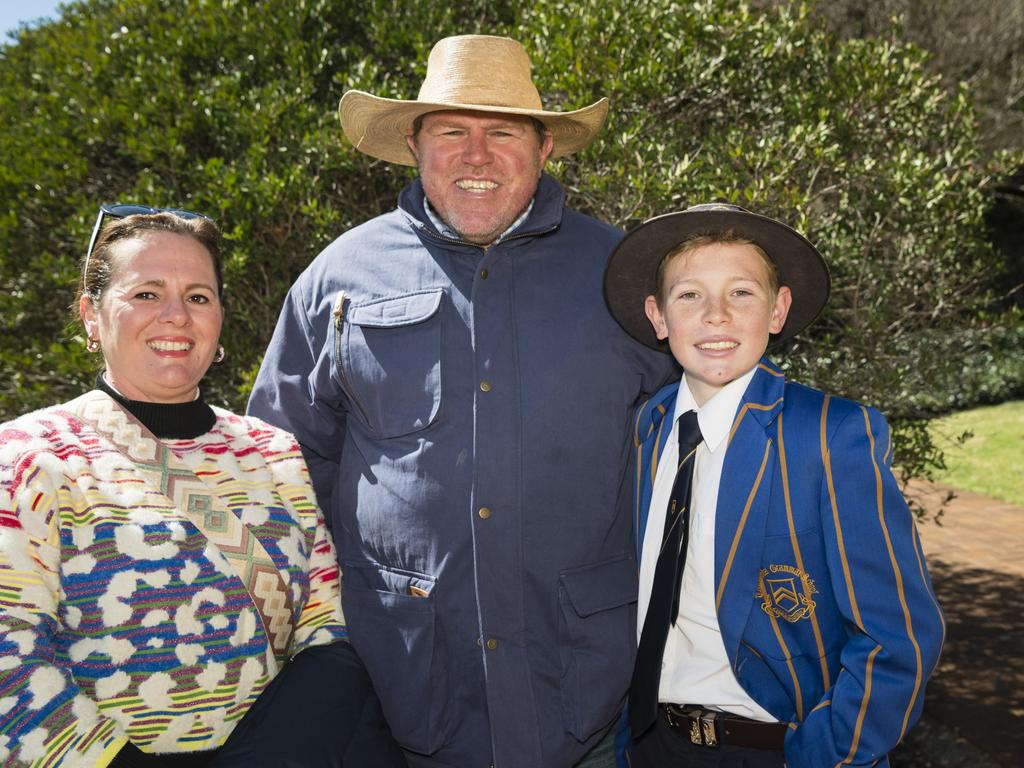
[339,34,609,167]
[604,203,831,350]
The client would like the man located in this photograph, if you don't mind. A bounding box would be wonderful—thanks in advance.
[248,35,673,768]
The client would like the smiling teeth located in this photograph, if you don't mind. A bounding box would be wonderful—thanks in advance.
[698,341,738,350]
[456,179,498,191]
[149,340,192,351]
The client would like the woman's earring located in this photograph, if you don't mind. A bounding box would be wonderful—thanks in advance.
[213,345,225,363]
[86,337,100,353]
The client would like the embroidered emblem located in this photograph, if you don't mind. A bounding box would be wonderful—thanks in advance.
[756,563,817,622]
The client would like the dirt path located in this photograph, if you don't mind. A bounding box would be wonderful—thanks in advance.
[892,481,1024,767]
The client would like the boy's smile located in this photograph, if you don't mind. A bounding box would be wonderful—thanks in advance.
[644,241,791,406]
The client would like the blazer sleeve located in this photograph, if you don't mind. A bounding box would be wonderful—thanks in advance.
[0,443,127,767]
[785,403,945,768]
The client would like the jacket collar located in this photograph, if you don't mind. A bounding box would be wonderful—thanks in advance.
[635,378,679,449]
[398,172,566,247]
[635,357,786,449]
[725,357,786,447]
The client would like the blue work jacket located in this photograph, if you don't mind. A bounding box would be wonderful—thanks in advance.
[248,174,674,767]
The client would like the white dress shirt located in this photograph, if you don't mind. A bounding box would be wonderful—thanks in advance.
[637,368,777,722]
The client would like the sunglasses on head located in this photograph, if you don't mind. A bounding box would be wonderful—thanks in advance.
[83,203,212,279]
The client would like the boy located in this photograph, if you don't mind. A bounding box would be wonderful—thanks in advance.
[603,204,944,768]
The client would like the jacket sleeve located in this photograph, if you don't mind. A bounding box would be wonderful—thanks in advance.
[0,447,127,767]
[247,281,347,518]
[786,403,945,768]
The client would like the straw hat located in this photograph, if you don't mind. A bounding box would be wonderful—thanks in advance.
[604,204,831,350]
[339,34,609,167]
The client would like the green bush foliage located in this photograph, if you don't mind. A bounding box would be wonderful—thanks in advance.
[1,0,1018,498]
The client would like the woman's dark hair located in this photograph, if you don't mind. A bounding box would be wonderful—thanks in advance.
[79,212,224,305]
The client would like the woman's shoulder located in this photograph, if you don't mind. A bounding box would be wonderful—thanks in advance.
[202,408,313,495]
[0,401,87,450]
[208,406,303,455]
[0,401,97,490]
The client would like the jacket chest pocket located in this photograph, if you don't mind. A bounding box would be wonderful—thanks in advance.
[334,288,444,438]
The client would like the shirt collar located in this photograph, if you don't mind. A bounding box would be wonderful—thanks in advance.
[673,366,759,453]
[423,195,535,244]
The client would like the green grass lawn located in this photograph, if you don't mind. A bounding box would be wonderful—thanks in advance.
[928,400,1024,505]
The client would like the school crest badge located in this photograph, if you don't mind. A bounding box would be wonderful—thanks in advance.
[756,564,817,622]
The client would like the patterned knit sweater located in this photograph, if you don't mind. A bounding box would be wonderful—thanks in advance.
[0,391,348,767]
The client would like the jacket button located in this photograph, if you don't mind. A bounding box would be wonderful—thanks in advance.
[478,506,492,519]
[479,380,492,392]
[480,268,489,279]
[486,638,498,650]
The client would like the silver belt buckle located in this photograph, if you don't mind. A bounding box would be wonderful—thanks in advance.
[689,715,703,745]
[700,711,719,747]
[679,706,718,748]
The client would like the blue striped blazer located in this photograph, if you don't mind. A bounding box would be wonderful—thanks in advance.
[632,357,945,768]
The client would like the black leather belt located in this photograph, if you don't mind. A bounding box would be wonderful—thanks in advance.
[662,704,788,749]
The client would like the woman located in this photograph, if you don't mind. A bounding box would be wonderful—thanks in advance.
[0,206,405,767]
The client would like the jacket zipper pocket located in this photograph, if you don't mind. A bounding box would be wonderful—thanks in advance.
[332,290,371,426]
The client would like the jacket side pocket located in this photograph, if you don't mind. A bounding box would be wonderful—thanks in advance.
[557,552,638,742]
[341,562,450,755]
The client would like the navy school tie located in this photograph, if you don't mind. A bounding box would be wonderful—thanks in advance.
[629,409,704,737]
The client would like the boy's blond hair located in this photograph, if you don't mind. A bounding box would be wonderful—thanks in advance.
[653,232,779,308]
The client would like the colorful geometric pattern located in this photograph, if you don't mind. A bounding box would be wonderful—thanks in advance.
[0,392,347,766]
[79,394,296,670]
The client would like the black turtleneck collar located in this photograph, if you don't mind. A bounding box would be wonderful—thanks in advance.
[95,374,216,439]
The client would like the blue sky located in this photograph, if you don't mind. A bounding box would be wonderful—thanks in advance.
[1,0,66,41]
